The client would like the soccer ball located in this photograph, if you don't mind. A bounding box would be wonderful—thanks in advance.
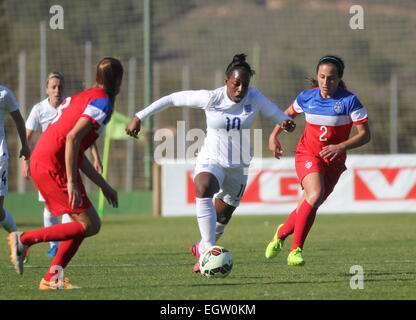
[199,245,233,278]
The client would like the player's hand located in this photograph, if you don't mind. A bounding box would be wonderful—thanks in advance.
[68,181,82,210]
[21,158,31,179]
[101,184,118,208]
[269,136,283,159]
[320,144,345,162]
[125,116,141,139]
[281,120,296,133]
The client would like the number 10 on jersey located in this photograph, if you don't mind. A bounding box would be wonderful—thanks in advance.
[226,117,241,131]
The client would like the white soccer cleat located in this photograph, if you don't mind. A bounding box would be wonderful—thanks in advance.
[7,231,27,275]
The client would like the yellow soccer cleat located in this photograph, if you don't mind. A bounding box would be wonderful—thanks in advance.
[287,247,305,266]
[265,224,285,259]
[39,277,81,290]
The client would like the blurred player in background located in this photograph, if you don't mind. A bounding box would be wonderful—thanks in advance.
[0,85,30,236]
[265,55,371,266]
[8,57,123,290]
[126,53,296,273]
[22,72,103,258]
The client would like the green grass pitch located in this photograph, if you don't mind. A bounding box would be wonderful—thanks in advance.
[0,213,415,300]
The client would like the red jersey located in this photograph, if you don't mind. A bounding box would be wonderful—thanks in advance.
[31,87,113,171]
[291,87,368,165]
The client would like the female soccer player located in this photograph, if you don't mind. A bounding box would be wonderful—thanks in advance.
[22,71,103,257]
[8,57,123,290]
[0,85,30,235]
[265,55,371,266]
[126,53,296,273]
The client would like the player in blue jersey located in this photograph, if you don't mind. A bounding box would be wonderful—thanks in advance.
[265,55,371,266]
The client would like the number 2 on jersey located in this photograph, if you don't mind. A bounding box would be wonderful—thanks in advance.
[319,125,328,141]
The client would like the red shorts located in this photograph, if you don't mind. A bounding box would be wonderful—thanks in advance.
[295,152,346,202]
[30,160,92,216]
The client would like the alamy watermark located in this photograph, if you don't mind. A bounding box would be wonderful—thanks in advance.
[152,121,265,168]
[49,265,65,289]
[349,5,364,30]
[349,265,364,289]
[50,5,64,30]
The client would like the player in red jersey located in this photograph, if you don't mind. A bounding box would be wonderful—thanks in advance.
[265,55,371,266]
[7,57,123,289]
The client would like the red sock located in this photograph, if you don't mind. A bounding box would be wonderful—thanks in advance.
[21,222,85,246]
[291,200,317,251]
[277,209,297,240]
[44,236,84,281]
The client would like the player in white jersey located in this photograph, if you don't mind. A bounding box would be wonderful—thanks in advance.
[0,85,30,237]
[22,72,103,257]
[126,54,296,273]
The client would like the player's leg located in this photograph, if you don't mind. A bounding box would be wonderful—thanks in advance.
[43,206,60,255]
[194,171,221,255]
[214,198,236,241]
[0,159,18,233]
[0,198,17,233]
[189,163,225,273]
[286,165,345,267]
[287,172,323,266]
[213,167,247,241]
[265,190,306,259]
[39,206,100,289]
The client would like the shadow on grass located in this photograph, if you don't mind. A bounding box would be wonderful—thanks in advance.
[114,276,416,290]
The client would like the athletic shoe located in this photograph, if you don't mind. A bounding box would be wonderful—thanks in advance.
[192,262,200,273]
[287,247,305,266]
[189,242,200,259]
[46,244,59,257]
[7,231,27,275]
[189,243,201,273]
[265,224,285,259]
[39,277,81,290]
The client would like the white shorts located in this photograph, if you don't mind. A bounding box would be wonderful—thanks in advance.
[193,162,248,207]
[0,156,8,196]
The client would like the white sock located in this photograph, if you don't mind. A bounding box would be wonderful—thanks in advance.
[215,222,226,241]
[0,209,17,233]
[61,214,73,224]
[43,207,59,248]
[196,198,216,255]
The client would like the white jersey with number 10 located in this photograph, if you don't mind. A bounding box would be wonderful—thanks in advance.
[136,85,291,168]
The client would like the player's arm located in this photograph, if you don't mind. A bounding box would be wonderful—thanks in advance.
[268,106,298,159]
[21,129,35,178]
[126,90,211,138]
[90,142,103,175]
[9,110,31,160]
[79,155,118,208]
[320,121,371,161]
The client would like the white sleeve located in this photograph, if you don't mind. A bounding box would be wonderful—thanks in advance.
[254,90,292,124]
[3,88,19,113]
[135,90,211,121]
[25,105,40,131]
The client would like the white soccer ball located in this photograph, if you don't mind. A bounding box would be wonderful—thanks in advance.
[199,245,233,278]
